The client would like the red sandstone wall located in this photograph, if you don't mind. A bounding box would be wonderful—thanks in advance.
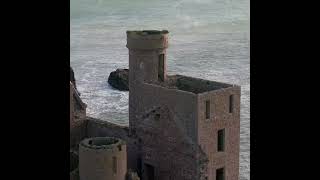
[134,106,197,180]
[76,116,200,180]
[70,120,87,149]
[197,86,241,180]
[85,118,139,171]
[129,82,201,180]
[130,82,198,142]
[86,117,129,138]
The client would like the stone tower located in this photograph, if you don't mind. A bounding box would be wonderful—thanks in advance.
[127,30,169,130]
[126,30,168,84]
[79,137,127,180]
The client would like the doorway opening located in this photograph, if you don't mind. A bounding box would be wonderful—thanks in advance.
[144,163,155,180]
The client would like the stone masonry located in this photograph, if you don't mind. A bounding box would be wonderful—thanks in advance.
[70,30,241,180]
[126,30,240,180]
[79,137,127,180]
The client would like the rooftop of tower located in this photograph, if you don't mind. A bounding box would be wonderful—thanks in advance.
[146,75,237,94]
[126,30,169,49]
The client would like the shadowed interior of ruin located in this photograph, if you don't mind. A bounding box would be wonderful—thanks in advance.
[70,151,78,172]
[148,75,232,94]
[79,137,122,150]
[88,137,119,146]
[127,30,169,35]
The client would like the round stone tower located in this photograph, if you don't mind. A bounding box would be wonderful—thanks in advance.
[79,137,127,180]
[126,30,169,85]
[126,30,169,135]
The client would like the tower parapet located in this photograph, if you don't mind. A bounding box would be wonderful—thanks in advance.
[126,30,169,50]
[79,137,127,180]
[127,30,169,85]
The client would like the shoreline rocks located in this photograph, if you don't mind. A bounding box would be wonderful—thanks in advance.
[108,69,129,91]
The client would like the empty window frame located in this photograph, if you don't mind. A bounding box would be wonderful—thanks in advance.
[112,156,117,174]
[218,129,225,152]
[158,54,164,81]
[144,163,155,180]
[216,167,225,180]
[229,95,234,113]
[205,100,210,119]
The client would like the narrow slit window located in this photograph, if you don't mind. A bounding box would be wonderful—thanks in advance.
[112,156,117,174]
[205,100,210,119]
[216,167,225,180]
[218,129,225,152]
[158,54,164,81]
[229,95,234,113]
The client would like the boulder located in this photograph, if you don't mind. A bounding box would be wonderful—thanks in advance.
[108,69,129,91]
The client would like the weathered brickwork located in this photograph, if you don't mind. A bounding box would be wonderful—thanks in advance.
[198,87,241,180]
[79,137,127,180]
[127,30,240,180]
[85,117,139,172]
[134,106,198,180]
[70,82,87,149]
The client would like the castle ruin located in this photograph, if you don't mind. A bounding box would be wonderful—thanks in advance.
[70,30,241,180]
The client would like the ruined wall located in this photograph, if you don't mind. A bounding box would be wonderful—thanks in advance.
[87,81,197,180]
[197,86,241,180]
[126,29,240,180]
[79,137,127,180]
[128,49,167,84]
[85,117,139,172]
[70,82,87,149]
[127,30,202,180]
[86,117,129,138]
[128,30,169,133]
[70,119,88,149]
[70,83,86,125]
[130,83,199,178]
[134,106,197,180]
[70,151,79,180]
[130,83,198,142]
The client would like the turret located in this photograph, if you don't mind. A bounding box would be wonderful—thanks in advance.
[126,30,169,86]
[79,137,127,180]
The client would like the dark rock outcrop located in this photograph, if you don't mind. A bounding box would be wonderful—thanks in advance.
[70,67,81,95]
[70,67,77,89]
[108,69,129,91]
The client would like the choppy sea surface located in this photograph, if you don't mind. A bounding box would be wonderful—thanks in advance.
[71,0,249,179]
